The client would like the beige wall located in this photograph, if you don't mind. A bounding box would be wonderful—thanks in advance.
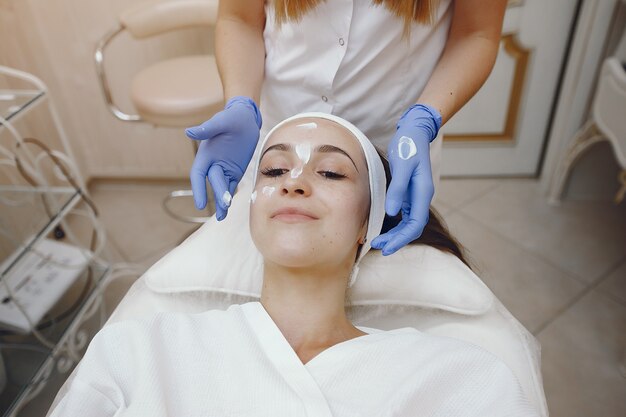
[0,0,216,182]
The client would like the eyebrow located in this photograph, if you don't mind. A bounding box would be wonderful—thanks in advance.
[260,143,359,172]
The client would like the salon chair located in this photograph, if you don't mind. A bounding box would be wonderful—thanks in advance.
[48,175,550,417]
[95,0,222,222]
[548,56,626,205]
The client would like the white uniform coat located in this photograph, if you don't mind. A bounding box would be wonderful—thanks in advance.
[259,0,453,188]
[47,302,540,417]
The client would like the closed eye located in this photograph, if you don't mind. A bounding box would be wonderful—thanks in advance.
[261,167,288,177]
[318,171,346,180]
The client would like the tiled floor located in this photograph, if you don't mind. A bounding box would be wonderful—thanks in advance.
[434,178,626,417]
[88,179,204,266]
[34,178,626,416]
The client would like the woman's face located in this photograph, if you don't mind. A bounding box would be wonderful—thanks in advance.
[249,118,370,270]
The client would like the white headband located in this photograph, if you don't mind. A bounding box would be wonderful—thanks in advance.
[253,112,386,287]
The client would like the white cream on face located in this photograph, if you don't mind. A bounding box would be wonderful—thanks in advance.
[295,142,312,164]
[296,122,317,130]
[222,191,232,207]
[290,142,312,179]
[290,165,303,179]
[397,136,417,160]
[262,186,276,197]
[250,190,257,203]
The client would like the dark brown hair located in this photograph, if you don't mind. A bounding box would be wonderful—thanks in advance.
[273,0,440,36]
[377,150,472,270]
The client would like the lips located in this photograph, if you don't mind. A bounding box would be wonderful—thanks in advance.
[270,207,319,222]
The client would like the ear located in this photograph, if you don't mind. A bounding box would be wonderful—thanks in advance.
[357,221,368,245]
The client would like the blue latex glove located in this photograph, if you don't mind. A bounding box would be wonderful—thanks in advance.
[371,103,442,256]
[185,96,262,221]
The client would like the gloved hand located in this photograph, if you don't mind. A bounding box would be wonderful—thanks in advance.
[371,103,442,256]
[185,96,262,221]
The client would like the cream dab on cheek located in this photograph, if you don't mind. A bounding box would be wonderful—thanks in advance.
[250,190,257,203]
[262,186,276,197]
[398,136,417,160]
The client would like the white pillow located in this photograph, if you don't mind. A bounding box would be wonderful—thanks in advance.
[145,181,493,316]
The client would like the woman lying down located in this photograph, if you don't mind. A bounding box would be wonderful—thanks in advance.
[47,113,539,417]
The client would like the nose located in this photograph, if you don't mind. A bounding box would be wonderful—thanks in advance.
[280,170,311,197]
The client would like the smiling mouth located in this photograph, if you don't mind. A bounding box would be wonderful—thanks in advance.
[271,208,319,223]
[272,213,318,223]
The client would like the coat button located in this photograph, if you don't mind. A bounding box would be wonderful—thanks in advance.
[339,37,345,46]
[321,95,328,102]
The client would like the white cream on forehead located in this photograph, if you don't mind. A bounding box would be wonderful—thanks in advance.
[296,122,317,130]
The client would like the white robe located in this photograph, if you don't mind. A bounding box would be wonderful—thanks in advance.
[48,302,540,417]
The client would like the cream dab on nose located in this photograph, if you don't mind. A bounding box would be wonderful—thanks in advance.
[295,142,312,164]
[290,142,311,179]
[291,165,304,178]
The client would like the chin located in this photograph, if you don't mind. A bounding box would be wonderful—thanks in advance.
[261,240,321,268]
[250,223,352,269]
[265,253,317,269]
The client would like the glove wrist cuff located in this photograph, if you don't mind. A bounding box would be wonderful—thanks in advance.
[225,96,263,129]
[397,103,442,143]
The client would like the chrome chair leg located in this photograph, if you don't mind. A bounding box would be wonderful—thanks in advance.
[161,139,213,223]
[162,189,213,223]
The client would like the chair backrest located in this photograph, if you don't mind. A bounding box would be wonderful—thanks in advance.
[120,0,218,39]
[593,57,626,167]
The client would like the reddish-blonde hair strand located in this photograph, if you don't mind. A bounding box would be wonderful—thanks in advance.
[273,0,439,35]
